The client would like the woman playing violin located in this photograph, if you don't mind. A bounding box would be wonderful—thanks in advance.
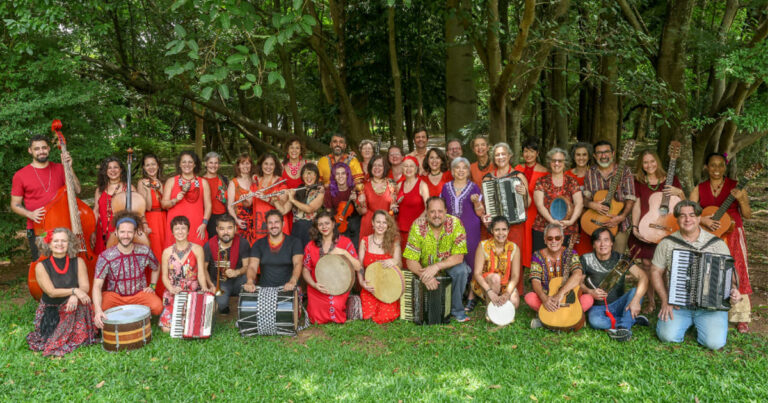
[324,162,362,248]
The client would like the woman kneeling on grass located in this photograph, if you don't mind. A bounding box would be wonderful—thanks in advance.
[302,210,361,324]
[159,216,210,332]
[472,216,521,317]
[358,210,402,324]
[27,228,97,356]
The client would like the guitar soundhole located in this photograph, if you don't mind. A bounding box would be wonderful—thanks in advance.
[565,290,576,304]
[659,207,668,215]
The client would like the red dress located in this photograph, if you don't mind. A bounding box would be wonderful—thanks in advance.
[95,185,125,255]
[233,178,258,245]
[304,236,358,324]
[360,236,400,324]
[421,171,452,198]
[698,179,751,295]
[565,170,593,256]
[165,176,208,247]
[628,176,682,260]
[493,167,526,264]
[516,164,548,267]
[252,176,288,242]
[397,178,425,252]
[144,186,167,296]
[360,180,396,238]
[281,160,306,234]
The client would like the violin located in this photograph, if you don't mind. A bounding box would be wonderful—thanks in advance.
[335,192,357,233]
[28,120,97,300]
[106,148,150,247]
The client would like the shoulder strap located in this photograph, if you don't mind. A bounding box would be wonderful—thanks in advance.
[661,233,723,251]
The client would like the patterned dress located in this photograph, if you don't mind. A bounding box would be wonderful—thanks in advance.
[233,178,258,245]
[304,236,358,324]
[471,240,519,301]
[159,245,201,328]
[360,236,400,324]
[565,170,592,256]
[441,181,482,272]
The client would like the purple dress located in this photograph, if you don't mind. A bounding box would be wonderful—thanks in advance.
[441,181,482,271]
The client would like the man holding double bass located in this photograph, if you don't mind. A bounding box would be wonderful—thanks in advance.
[11,134,82,260]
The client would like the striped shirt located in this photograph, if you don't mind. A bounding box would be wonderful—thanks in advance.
[584,165,636,231]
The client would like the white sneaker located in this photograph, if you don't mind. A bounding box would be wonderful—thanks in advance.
[530,318,543,329]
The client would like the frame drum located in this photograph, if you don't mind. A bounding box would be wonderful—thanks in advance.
[486,301,516,326]
[550,197,573,221]
[102,304,152,352]
[315,254,355,295]
[364,262,404,304]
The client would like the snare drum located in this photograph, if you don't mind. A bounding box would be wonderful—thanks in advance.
[364,262,404,304]
[315,254,355,295]
[237,287,299,336]
[486,300,516,326]
[102,305,152,352]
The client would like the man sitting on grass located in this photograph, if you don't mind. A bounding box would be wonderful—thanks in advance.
[651,201,742,350]
[580,227,649,341]
[403,197,471,322]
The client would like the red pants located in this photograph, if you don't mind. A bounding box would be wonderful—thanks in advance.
[101,291,163,315]
[524,292,594,312]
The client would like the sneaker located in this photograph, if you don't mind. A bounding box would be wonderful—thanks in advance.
[454,314,471,323]
[634,315,650,327]
[530,318,543,329]
[608,327,632,342]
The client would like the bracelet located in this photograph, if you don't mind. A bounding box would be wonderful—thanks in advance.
[150,283,156,290]
[203,218,209,224]
[72,288,76,296]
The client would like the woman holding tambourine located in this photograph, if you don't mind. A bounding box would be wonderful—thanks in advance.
[532,147,583,253]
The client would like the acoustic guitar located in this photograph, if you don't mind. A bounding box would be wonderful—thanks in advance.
[580,140,636,235]
[538,236,585,331]
[701,163,764,238]
[637,141,682,243]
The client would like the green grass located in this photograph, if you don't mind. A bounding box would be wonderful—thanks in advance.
[1,286,766,402]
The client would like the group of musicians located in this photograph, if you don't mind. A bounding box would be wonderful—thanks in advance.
[12,129,752,356]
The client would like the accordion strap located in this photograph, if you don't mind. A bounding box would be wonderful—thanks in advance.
[661,234,723,251]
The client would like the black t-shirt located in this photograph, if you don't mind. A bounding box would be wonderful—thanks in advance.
[203,238,252,280]
[41,256,80,305]
[252,235,303,287]
[580,251,627,304]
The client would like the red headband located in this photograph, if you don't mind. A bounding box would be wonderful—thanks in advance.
[403,155,419,166]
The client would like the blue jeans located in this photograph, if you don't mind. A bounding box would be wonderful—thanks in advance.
[656,308,728,350]
[215,275,247,312]
[445,263,470,318]
[587,288,641,330]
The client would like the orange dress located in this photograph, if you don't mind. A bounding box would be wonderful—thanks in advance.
[165,176,207,247]
[516,164,547,268]
[144,186,167,296]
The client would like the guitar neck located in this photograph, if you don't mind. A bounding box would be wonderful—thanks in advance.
[60,144,83,235]
[603,161,625,205]
[660,158,677,208]
[711,180,745,221]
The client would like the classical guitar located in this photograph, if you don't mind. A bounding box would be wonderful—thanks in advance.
[580,140,636,235]
[638,141,682,243]
[538,236,585,331]
[701,163,764,238]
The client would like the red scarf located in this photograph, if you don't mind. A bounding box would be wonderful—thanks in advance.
[208,235,241,269]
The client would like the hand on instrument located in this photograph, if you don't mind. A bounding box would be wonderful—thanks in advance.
[626,300,641,319]
[73,288,91,304]
[658,302,677,321]
[515,184,526,196]
[283,280,297,292]
[558,219,572,228]
[499,291,511,305]
[488,290,503,307]
[593,203,610,216]
[605,215,622,228]
[170,286,182,295]
[361,279,375,294]
[224,268,237,279]
[731,188,748,203]
[143,223,152,235]
[243,281,257,293]
[94,311,107,329]
[28,207,46,224]
[383,259,398,269]
[65,295,78,312]
[201,284,215,293]
[196,223,206,240]
[424,277,439,291]
[142,286,155,294]
[632,227,649,243]
[591,288,607,301]
[662,185,683,198]
[61,151,73,166]
[701,215,720,231]
[482,214,492,225]
[543,295,560,312]
[470,194,480,204]
[730,288,742,303]
[235,217,246,229]
[314,282,330,294]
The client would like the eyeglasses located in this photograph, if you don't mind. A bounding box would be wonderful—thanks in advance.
[546,236,563,242]
[595,150,612,156]
[551,159,565,164]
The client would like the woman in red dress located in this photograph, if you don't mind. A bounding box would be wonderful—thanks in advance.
[358,155,397,238]
[358,210,401,324]
[302,211,362,324]
[202,152,229,238]
[161,151,211,247]
[565,142,593,256]
[281,137,307,234]
[138,153,167,296]
[93,156,134,255]
[396,156,429,252]
[489,143,530,295]
[421,147,452,197]
[387,145,405,184]
[514,141,548,269]
[227,153,258,245]
[252,153,289,242]
[158,216,209,332]
[690,153,753,333]
[630,150,684,314]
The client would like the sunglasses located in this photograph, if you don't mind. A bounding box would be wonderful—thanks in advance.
[546,236,563,242]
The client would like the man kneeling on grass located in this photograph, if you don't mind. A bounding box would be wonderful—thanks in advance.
[651,201,742,350]
[580,227,649,341]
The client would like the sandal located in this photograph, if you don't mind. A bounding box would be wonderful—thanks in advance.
[737,322,749,333]
[464,298,478,312]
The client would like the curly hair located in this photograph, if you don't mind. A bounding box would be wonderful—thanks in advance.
[141,153,165,182]
[255,152,283,177]
[309,210,339,247]
[329,162,354,198]
[282,137,305,163]
[371,210,399,256]
[174,150,201,175]
[422,147,449,173]
[97,156,126,193]
[37,228,79,258]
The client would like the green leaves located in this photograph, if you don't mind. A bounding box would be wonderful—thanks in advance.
[264,36,276,55]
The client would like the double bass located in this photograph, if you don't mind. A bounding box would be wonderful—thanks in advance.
[28,120,97,300]
[106,148,149,247]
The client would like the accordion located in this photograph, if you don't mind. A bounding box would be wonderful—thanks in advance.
[482,177,526,224]
[400,270,452,325]
[668,250,734,311]
[170,292,215,339]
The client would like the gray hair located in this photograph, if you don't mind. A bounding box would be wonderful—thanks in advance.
[673,200,703,218]
[204,151,221,162]
[546,147,570,167]
[359,139,375,151]
[37,228,80,258]
[492,142,512,157]
[544,222,564,237]
[450,157,471,171]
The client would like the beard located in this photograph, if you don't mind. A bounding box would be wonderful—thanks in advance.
[333,146,343,156]
[597,159,613,168]
[218,233,233,243]
[34,155,49,163]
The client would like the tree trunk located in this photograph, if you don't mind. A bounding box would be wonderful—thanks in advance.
[387,6,405,146]
[551,48,568,148]
[489,95,506,145]
[634,106,648,142]
[193,102,205,158]
[445,0,477,139]
[594,54,618,145]
[278,48,302,136]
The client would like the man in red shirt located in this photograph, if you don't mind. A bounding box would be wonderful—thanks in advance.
[11,134,81,260]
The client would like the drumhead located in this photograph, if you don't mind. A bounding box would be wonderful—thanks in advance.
[486,301,516,326]
[364,262,404,304]
[103,304,151,324]
[316,254,354,296]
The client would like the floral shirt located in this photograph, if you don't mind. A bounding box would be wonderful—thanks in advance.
[403,215,468,267]
[533,174,581,234]
[528,249,581,293]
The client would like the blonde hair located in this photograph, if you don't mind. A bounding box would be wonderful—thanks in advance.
[36,228,79,258]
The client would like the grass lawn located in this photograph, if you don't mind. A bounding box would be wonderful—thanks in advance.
[1,286,766,401]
